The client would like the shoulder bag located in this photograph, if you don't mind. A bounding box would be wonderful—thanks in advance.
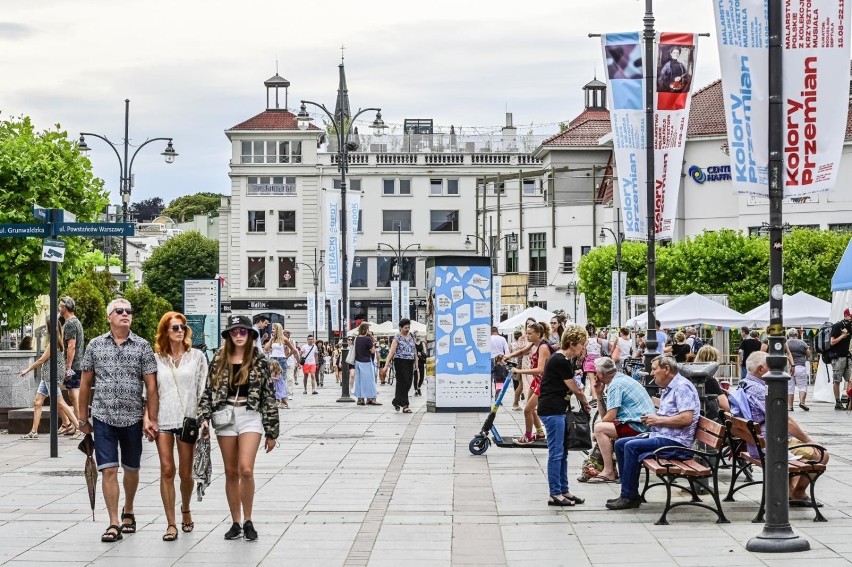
[300,344,316,366]
[167,362,199,444]
[346,340,357,365]
[564,405,593,451]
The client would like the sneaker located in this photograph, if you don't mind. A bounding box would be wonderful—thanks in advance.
[513,435,535,446]
[20,431,38,440]
[799,403,810,411]
[835,401,844,411]
[243,520,258,542]
[589,399,598,409]
[224,522,242,540]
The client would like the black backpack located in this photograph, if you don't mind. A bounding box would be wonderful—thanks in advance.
[814,322,833,354]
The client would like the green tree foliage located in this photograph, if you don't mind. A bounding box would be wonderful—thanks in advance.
[0,116,108,321]
[130,197,165,223]
[142,231,218,310]
[161,192,222,223]
[60,269,119,338]
[123,285,171,344]
[578,228,849,326]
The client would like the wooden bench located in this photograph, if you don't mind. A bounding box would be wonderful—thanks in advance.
[721,412,828,522]
[640,414,730,525]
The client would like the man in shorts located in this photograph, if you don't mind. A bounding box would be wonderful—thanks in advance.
[828,308,852,410]
[300,335,319,394]
[785,328,812,411]
[60,296,85,426]
[591,357,655,483]
[77,298,158,542]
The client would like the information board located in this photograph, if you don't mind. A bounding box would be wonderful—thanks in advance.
[183,279,220,359]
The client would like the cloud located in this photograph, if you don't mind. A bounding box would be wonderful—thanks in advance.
[0,22,33,40]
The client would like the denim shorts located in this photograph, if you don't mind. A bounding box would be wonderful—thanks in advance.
[93,418,143,472]
[36,379,50,398]
[63,369,81,390]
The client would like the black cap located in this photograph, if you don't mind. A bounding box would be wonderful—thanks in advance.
[222,315,258,339]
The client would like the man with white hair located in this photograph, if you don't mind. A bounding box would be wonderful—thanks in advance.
[785,328,811,411]
[589,357,655,483]
[76,298,159,542]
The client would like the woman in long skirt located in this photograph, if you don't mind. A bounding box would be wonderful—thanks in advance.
[381,319,417,413]
[353,322,380,405]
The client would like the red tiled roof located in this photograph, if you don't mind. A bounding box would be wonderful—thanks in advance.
[687,80,726,137]
[541,109,612,146]
[228,110,320,131]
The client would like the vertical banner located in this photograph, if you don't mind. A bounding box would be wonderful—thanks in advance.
[391,281,400,324]
[714,0,850,196]
[317,292,326,332]
[610,271,628,328]
[306,291,316,332]
[653,32,698,240]
[402,281,410,321]
[492,275,502,325]
[345,191,361,328]
[324,194,341,301]
[602,33,648,241]
[330,297,340,333]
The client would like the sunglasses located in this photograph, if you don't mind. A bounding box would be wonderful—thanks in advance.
[170,324,188,332]
[229,328,250,337]
[111,307,133,315]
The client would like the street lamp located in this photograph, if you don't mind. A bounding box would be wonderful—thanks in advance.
[465,232,517,273]
[79,99,177,284]
[297,91,385,404]
[599,226,625,327]
[295,248,325,349]
[377,224,422,323]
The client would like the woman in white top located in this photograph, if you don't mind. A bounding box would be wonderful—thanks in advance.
[582,323,606,405]
[264,324,298,408]
[149,312,208,542]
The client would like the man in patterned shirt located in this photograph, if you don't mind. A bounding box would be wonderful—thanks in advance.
[77,298,159,543]
[591,357,655,482]
[607,355,700,510]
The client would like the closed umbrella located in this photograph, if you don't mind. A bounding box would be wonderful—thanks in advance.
[193,437,212,501]
[77,433,97,521]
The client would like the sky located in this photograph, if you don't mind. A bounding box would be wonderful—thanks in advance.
[0,0,720,207]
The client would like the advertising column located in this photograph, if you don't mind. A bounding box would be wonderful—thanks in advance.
[426,256,492,412]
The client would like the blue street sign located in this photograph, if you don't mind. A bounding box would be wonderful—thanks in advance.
[56,222,135,237]
[0,223,49,238]
[32,205,48,222]
[32,206,76,224]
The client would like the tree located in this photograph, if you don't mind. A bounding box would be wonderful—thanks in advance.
[60,269,119,338]
[130,197,165,223]
[123,285,172,344]
[142,231,219,310]
[161,192,222,223]
[0,116,108,323]
[783,228,851,301]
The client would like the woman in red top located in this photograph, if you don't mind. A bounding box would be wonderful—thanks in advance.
[508,322,553,445]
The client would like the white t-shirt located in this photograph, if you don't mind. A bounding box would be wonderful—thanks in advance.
[586,338,601,357]
[490,334,510,358]
[615,337,633,359]
[300,343,318,365]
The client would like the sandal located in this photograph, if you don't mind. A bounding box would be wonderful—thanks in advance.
[563,493,585,504]
[547,496,574,507]
[586,475,618,484]
[57,424,69,435]
[162,524,178,541]
[181,509,194,533]
[101,525,123,542]
[120,509,136,533]
[63,423,77,436]
[513,435,535,446]
[402,407,412,413]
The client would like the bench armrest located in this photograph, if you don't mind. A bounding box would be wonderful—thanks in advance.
[787,442,826,464]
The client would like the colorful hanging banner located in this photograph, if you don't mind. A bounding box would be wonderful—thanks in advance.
[306,291,316,332]
[317,292,326,332]
[323,189,361,330]
[713,0,850,196]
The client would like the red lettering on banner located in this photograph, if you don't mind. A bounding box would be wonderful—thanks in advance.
[654,154,668,233]
[785,57,818,187]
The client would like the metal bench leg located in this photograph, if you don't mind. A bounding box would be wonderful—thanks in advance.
[710,469,730,524]
[808,474,827,522]
[752,483,766,523]
[655,474,674,526]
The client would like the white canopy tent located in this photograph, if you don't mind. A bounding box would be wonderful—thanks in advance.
[624,292,752,330]
[497,306,556,333]
[346,321,380,337]
[743,291,831,328]
[385,320,427,336]
[815,238,852,402]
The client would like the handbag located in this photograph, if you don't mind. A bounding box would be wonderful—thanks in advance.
[167,361,199,443]
[346,342,356,365]
[564,408,593,451]
[211,406,235,431]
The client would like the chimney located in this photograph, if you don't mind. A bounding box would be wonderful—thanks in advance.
[501,112,517,152]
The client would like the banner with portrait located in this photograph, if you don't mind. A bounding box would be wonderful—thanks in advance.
[713,0,850,196]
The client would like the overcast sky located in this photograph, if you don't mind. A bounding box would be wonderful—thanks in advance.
[0,0,719,207]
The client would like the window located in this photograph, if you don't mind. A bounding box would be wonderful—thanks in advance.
[748,226,764,237]
[399,179,411,195]
[430,179,443,196]
[505,247,518,273]
[383,179,411,195]
[562,247,574,273]
[357,210,363,232]
[528,300,548,309]
[247,176,296,196]
[523,179,537,195]
[333,179,361,192]
[447,179,459,195]
[278,211,296,232]
[248,257,265,288]
[351,256,368,288]
[791,224,820,230]
[383,210,412,232]
[529,233,547,286]
[383,179,395,195]
[490,183,505,195]
[377,257,417,288]
[830,223,852,232]
[248,211,266,233]
[240,140,301,164]
[430,210,459,232]
[277,257,296,288]
[581,245,591,256]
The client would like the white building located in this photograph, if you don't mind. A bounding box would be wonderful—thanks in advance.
[219,68,852,338]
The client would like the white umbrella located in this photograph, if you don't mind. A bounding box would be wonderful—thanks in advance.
[497,306,556,333]
[624,292,751,330]
[347,321,379,337]
[743,291,831,328]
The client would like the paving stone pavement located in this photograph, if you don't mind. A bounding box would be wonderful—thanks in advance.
[1,380,852,566]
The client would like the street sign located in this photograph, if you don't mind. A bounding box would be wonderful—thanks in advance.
[0,223,49,238]
[41,239,66,263]
[32,206,76,224]
[56,222,135,237]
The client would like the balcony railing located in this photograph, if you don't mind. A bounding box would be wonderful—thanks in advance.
[247,183,296,196]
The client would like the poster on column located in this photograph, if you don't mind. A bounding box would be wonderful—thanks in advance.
[317,292,326,332]
[426,257,492,411]
[713,0,851,196]
[306,292,316,332]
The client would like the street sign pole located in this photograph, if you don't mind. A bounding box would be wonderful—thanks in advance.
[48,209,59,459]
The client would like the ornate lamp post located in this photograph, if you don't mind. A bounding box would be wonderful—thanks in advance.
[78,99,177,283]
[599,226,625,327]
[377,225,422,323]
